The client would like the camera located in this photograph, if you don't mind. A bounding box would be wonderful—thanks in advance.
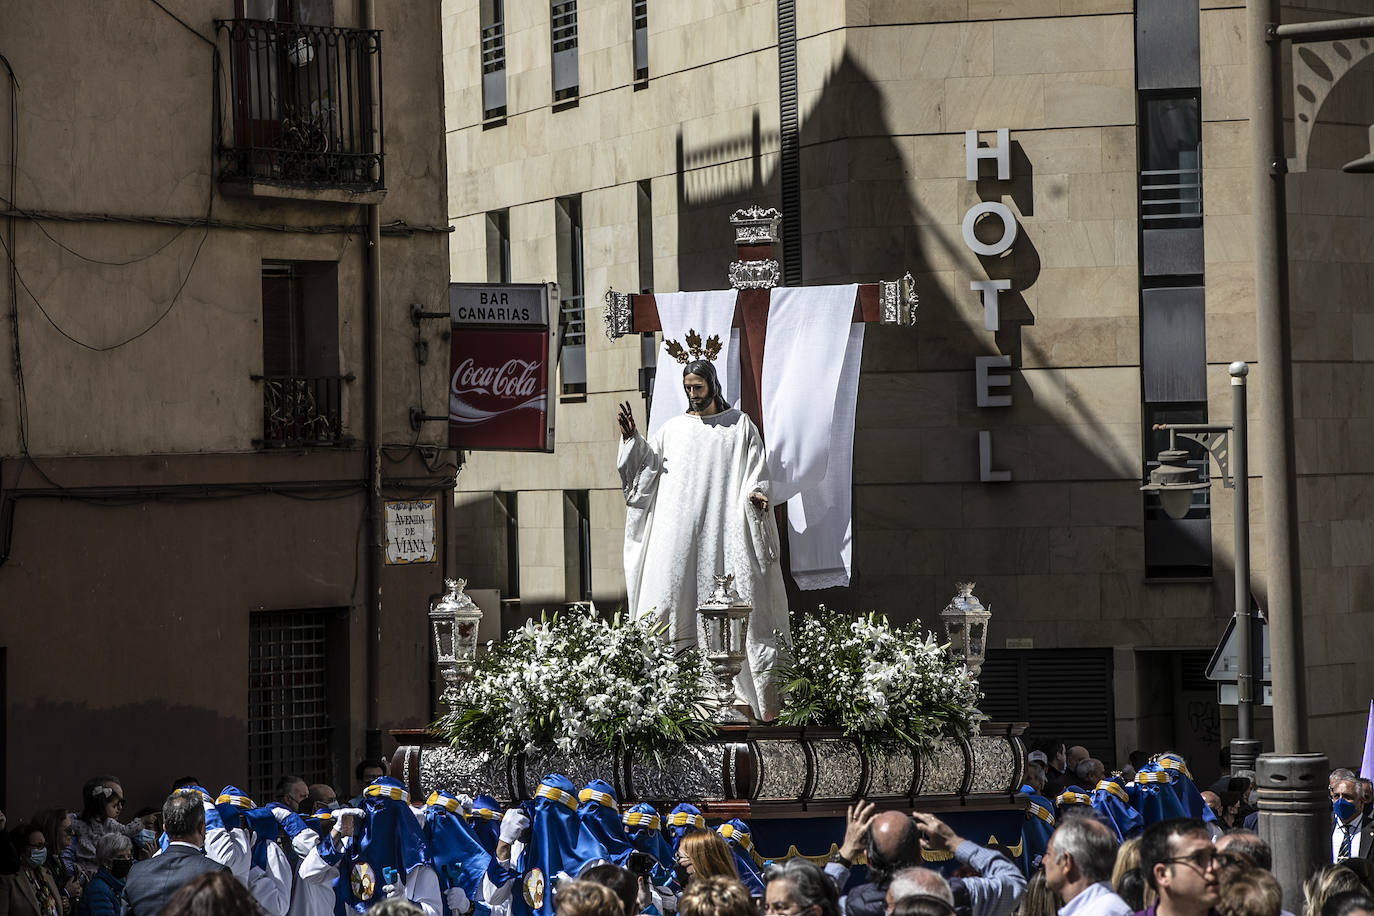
[626,852,656,877]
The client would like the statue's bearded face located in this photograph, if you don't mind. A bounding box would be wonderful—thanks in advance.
[683,373,712,413]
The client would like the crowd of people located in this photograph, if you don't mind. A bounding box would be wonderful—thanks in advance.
[3,748,1374,916]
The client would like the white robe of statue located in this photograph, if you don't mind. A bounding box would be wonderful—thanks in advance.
[617,407,789,721]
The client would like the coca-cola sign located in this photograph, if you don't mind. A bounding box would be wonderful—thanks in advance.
[449,328,554,451]
[448,282,556,451]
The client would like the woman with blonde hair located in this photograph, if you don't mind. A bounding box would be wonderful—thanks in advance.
[1015,869,1061,916]
[676,829,740,888]
[677,875,755,916]
[1303,863,1374,916]
[1112,836,1153,913]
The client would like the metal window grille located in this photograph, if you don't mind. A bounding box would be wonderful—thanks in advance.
[248,610,332,802]
[254,374,348,446]
[481,20,506,117]
[216,19,384,190]
[1140,167,1203,227]
[551,0,579,100]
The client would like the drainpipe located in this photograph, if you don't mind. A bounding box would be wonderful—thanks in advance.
[361,0,383,763]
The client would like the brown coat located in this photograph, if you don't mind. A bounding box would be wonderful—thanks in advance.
[0,866,64,916]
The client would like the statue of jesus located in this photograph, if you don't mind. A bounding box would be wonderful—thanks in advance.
[616,345,789,721]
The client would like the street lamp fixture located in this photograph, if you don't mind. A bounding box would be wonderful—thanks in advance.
[1139,448,1211,520]
[1138,361,1259,772]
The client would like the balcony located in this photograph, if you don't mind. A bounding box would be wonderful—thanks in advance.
[254,375,351,448]
[216,19,384,203]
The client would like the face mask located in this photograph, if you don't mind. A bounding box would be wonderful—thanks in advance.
[1247,790,1258,807]
[28,849,48,868]
[110,859,133,880]
[1334,798,1358,823]
[325,801,340,811]
[136,829,157,848]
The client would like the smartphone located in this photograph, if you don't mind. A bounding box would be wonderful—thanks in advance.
[626,852,657,876]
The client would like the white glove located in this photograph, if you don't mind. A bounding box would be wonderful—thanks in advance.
[381,883,403,901]
[498,809,530,845]
[334,808,366,819]
[445,886,471,914]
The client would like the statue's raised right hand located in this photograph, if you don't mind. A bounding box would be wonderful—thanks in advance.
[617,400,637,440]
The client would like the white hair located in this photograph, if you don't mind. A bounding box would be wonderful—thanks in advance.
[888,867,954,906]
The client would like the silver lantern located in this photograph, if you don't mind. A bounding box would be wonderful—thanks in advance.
[697,573,753,724]
[430,578,483,687]
[941,581,992,680]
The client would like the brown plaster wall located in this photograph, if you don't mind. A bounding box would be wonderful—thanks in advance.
[0,0,450,810]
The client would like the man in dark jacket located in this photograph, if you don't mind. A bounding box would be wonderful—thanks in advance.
[122,791,228,916]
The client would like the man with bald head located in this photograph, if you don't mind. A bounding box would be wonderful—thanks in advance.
[1067,747,1091,773]
[845,810,923,915]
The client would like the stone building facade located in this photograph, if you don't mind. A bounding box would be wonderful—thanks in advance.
[0,0,453,810]
[442,0,1374,776]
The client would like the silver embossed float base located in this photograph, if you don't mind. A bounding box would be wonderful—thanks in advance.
[919,738,968,796]
[968,736,1017,794]
[811,738,863,800]
[866,745,917,797]
[628,742,726,801]
[754,738,808,800]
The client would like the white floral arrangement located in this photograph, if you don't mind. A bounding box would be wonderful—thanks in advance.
[775,607,984,749]
[434,610,719,757]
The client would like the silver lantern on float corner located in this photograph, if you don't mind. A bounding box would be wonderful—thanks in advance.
[430,578,483,687]
[941,581,992,680]
[697,572,753,724]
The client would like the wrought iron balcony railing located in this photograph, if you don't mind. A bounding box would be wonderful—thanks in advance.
[253,374,350,447]
[216,19,384,191]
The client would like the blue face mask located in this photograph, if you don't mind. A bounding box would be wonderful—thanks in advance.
[1335,798,1359,823]
[137,829,157,848]
[28,849,48,868]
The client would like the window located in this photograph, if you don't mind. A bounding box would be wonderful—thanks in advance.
[980,648,1116,768]
[481,0,507,119]
[248,609,346,801]
[496,491,519,598]
[1139,94,1202,228]
[556,195,586,395]
[551,0,579,102]
[258,260,345,447]
[217,4,383,192]
[486,209,511,284]
[632,0,648,83]
[564,490,592,602]
[637,180,654,293]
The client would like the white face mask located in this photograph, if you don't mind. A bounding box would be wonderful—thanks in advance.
[1248,789,1258,807]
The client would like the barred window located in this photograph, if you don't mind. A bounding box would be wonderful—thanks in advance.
[247,609,341,801]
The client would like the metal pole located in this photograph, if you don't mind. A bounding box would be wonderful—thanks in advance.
[1230,362,1261,772]
[1258,753,1330,914]
[1247,0,1307,754]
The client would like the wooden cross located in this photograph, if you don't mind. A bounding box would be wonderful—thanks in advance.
[603,206,918,435]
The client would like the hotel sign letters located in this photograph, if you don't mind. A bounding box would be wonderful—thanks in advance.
[964,128,1016,483]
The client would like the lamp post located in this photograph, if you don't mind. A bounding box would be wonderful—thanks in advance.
[1140,361,1261,772]
[940,582,992,681]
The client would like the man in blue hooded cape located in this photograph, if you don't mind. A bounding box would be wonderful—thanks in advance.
[575,781,636,868]
[666,804,705,855]
[1154,753,1215,822]
[510,774,603,916]
[716,820,764,896]
[1017,783,1056,874]
[243,805,295,916]
[1090,777,1143,842]
[467,797,504,857]
[424,792,503,916]
[622,804,677,892]
[336,778,440,916]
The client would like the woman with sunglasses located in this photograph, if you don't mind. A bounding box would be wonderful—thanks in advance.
[762,858,840,916]
[70,778,146,882]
